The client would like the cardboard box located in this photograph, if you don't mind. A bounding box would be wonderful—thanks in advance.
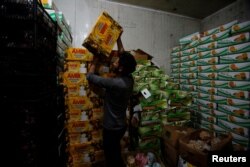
[226,98,250,109]
[179,67,189,73]
[163,142,179,167]
[178,129,232,167]
[197,41,218,52]
[171,63,181,69]
[63,72,88,86]
[218,119,250,137]
[180,84,196,91]
[197,79,213,87]
[171,51,182,58]
[171,46,182,53]
[162,125,195,147]
[228,42,250,55]
[183,40,200,50]
[228,62,250,72]
[196,99,217,109]
[66,47,94,61]
[220,52,250,63]
[182,48,197,56]
[180,55,190,62]
[231,132,250,147]
[217,32,250,48]
[171,57,180,63]
[231,20,250,34]
[198,64,229,72]
[227,81,250,90]
[188,53,199,61]
[217,104,250,118]
[211,47,229,56]
[227,114,250,128]
[180,60,196,67]
[197,86,217,95]
[197,93,227,104]
[82,11,123,57]
[198,72,218,80]
[197,50,213,59]
[211,80,229,88]
[187,79,197,85]
[197,57,219,66]
[180,72,197,79]
[199,29,230,45]
[179,32,200,45]
[218,72,250,81]
[218,88,250,100]
[202,20,237,36]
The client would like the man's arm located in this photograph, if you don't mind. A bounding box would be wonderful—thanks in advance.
[117,32,124,54]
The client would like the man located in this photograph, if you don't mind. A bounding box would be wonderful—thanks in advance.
[87,35,137,167]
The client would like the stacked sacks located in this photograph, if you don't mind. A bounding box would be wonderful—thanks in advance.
[131,56,193,154]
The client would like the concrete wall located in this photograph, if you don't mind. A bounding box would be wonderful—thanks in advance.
[53,0,200,74]
[201,0,250,32]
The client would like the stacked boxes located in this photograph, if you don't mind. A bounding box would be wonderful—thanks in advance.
[82,11,123,57]
[170,20,250,151]
[64,48,106,167]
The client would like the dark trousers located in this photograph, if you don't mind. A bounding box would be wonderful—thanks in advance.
[103,127,127,167]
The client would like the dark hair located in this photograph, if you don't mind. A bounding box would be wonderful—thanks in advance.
[119,51,137,75]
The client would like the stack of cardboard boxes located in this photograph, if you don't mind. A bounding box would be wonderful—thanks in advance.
[170,20,250,152]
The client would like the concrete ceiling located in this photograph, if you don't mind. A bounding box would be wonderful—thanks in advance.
[108,0,237,19]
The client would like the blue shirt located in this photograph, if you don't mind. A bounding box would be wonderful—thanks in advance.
[87,73,134,130]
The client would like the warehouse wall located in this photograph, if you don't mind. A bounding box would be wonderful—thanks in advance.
[201,0,250,32]
[53,0,200,74]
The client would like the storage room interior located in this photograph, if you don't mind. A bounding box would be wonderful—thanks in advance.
[2,0,250,167]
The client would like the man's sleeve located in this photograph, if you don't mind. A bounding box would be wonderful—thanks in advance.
[86,73,114,89]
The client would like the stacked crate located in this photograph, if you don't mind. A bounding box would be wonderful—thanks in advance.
[170,20,250,151]
[63,47,106,167]
[1,0,64,166]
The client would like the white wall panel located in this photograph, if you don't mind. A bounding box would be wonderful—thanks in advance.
[53,0,200,74]
[201,0,250,32]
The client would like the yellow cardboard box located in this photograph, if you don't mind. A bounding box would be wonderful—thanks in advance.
[83,11,123,57]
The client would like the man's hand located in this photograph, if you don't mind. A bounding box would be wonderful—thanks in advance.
[88,56,99,73]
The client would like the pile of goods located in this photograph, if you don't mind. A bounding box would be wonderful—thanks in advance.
[186,130,222,152]
[126,151,163,167]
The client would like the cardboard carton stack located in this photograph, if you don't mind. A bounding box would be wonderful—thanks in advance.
[63,48,107,167]
[170,20,250,151]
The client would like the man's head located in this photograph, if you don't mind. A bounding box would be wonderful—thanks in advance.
[113,51,136,76]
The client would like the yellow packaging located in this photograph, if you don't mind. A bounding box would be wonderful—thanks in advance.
[41,0,52,8]
[65,85,87,97]
[68,132,92,145]
[67,96,93,110]
[67,121,92,133]
[66,47,93,61]
[65,61,80,72]
[63,72,88,86]
[83,11,123,57]
[91,108,103,120]
[67,109,91,122]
